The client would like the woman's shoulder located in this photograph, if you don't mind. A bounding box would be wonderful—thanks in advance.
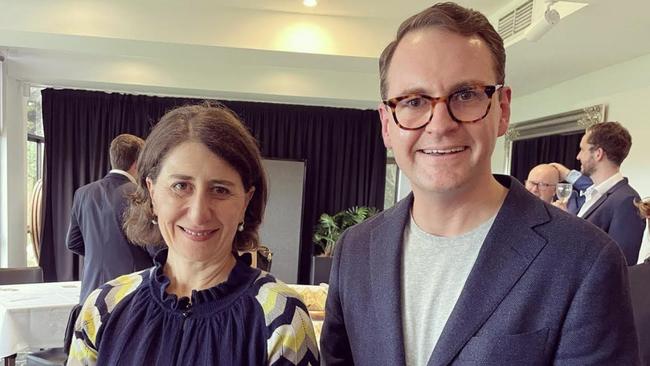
[93,269,150,306]
[78,270,151,332]
[251,272,303,303]
[249,273,320,364]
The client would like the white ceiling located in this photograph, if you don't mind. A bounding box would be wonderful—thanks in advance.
[1,0,649,109]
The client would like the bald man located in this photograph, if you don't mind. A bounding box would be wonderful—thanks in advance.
[525,164,560,203]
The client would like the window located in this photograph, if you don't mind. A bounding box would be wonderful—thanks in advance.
[384,149,400,209]
[26,87,44,267]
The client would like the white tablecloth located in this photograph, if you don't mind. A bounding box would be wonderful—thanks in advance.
[0,281,80,358]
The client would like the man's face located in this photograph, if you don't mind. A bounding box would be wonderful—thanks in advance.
[525,166,558,203]
[577,133,597,176]
[379,28,510,196]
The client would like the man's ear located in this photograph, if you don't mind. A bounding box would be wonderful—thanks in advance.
[496,87,512,137]
[594,147,606,162]
[378,103,393,149]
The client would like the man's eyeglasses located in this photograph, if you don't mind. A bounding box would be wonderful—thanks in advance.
[382,84,503,130]
[525,180,557,191]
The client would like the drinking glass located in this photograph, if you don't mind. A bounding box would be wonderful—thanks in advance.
[556,183,573,203]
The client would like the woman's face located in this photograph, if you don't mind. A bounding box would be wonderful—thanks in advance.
[147,141,254,264]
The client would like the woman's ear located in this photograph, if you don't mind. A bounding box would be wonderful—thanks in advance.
[146,177,156,213]
[246,187,255,204]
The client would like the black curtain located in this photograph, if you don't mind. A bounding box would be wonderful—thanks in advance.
[40,88,386,284]
[510,132,584,183]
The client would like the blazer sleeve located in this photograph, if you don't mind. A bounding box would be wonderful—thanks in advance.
[571,173,593,192]
[320,230,355,365]
[554,241,641,365]
[607,195,646,265]
[66,195,85,256]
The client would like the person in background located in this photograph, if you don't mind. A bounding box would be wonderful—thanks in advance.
[66,133,153,303]
[67,104,319,365]
[629,198,650,365]
[320,2,639,365]
[524,164,560,203]
[551,122,646,265]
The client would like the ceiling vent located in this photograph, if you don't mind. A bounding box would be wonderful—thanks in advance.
[498,0,534,40]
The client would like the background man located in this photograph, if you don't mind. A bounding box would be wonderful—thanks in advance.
[524,163,559,203]
[552,122,646,265]
[320,3,638,365]
[67,134,153,302]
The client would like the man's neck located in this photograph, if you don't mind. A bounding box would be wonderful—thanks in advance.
[411,175,507,237]
[589,165,620,186]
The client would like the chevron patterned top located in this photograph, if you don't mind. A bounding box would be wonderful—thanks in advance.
[67,250,319,366]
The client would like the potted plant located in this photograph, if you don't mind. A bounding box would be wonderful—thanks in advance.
[311,206,378,284]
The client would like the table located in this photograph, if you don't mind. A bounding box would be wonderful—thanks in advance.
[0,281,80,360]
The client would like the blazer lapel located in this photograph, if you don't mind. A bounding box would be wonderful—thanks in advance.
[580,179,627,219]
[369,194,412,365]
[427,176,550,366]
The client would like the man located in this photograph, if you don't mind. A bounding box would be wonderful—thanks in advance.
[629,199,650,366]
[524,164,559,203]
[551,122,646,265]
[67,134,153,302]
[320,3,639,365]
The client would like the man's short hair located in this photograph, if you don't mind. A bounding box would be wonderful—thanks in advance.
[379,2,505,100]
[109,134,144,171]
[586,122,632,166]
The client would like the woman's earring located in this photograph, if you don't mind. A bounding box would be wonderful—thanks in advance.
[238,222,244,232]
[151,216,158,225]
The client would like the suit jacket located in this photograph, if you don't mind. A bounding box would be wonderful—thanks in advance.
[629,259,650,366]
[320,175,639,365]
[576,178,646,265]
[66,172,153,302]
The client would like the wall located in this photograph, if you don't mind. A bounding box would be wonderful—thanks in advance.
[497,52,650,261]
[0,59,27,267]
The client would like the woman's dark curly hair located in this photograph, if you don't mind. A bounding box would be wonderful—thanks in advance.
[124,103,267,252]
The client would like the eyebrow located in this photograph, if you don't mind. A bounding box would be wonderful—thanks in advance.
[168,174,236,186]
[393,80,490,98]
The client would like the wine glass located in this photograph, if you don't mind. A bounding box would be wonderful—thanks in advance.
[556,183,573,203]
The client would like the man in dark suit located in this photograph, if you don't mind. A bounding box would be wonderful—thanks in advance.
[320,3,639,365]
[67,134,153,302]
[551,122,646,265]
[629,199,650,365]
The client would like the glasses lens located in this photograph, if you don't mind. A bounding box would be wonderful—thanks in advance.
[394,95,432,129]
[448,87,492,122]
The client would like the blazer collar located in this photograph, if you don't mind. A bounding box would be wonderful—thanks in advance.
[369,193,413,365]
[580,178,628,219]
[427,175,551,365]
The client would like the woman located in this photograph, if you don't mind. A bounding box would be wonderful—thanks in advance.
[67,104,319,365]
[629,197,650,365]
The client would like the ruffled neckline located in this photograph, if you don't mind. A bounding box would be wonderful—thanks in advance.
[149,248,261,316]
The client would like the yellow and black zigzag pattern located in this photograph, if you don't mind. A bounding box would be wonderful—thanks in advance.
[253,274,320,365]
[68,270,147,366]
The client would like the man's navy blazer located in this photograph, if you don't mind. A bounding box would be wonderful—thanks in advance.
[66,172,153,302]
[571,176,645,265]
[629,258,650,365]
[321,175,639,365]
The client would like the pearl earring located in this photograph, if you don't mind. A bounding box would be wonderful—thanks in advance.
[238,222,245,232]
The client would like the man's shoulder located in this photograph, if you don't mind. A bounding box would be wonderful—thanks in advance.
[538,202,621,258]
[609,178,641,200]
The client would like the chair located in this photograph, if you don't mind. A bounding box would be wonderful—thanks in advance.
[25,304,82,366]
[238,246,273,272]
[0,267,43,285]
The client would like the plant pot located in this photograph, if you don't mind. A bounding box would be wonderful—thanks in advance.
[311,256,333,285]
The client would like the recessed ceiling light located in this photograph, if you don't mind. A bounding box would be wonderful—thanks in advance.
[303,0,317,8]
